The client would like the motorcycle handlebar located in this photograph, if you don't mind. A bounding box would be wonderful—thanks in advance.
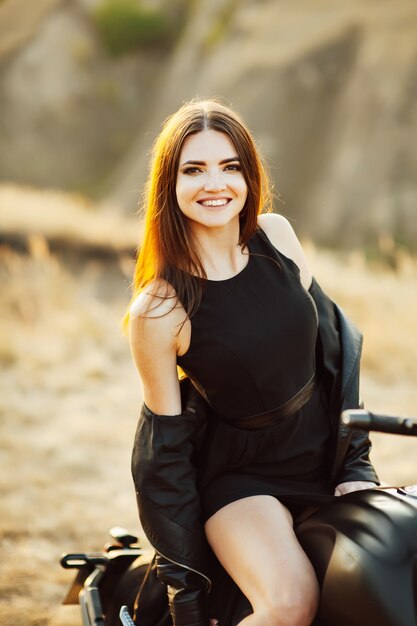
[60,553,109,569]
[341,409,417,436]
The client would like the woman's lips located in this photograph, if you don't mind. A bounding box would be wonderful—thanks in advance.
[197,198,231,207]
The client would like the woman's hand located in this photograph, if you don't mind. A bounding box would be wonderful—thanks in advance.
[334,481,377,496]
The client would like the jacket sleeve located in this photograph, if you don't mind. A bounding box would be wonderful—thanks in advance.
[309,278,379,486]
[155,553,208,626]
[333,303,379,486]
[131,379,211,626]
[334,426,379,485]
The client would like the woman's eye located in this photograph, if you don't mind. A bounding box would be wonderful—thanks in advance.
[181,163,241,175]
[183,167,202,175]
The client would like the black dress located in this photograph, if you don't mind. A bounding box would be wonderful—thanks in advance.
[177,228,335,523]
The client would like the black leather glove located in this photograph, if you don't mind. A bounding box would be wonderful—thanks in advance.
[156,553,209,626]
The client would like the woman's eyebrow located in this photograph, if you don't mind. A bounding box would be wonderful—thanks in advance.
[179,156,240,167]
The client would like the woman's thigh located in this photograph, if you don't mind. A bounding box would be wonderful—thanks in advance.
[204,495,319,614]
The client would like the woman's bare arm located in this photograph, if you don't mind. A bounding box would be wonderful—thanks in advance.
[129,282,188,415]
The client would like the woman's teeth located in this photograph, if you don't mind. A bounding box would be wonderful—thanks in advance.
[200,199,229,206]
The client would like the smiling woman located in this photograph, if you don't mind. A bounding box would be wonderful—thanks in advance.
[125,98,378,626]
[123,99,271,326]
[175,130,248,255]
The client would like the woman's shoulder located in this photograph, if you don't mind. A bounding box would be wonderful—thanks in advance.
[129,278,187,362]
[257,212,295,243]
[130,278,179,321]
[257,213,312,289]
[129,279,187,347]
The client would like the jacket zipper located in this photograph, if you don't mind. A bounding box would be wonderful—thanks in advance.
[156,548,212,592]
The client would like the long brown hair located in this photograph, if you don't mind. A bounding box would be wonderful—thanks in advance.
[123,98,273,329]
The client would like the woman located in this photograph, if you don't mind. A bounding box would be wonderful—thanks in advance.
[127,99,379,626]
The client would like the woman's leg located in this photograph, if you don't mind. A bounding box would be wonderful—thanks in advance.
[204,495,319,626]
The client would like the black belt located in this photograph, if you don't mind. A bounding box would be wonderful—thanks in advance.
[221,372,318,430]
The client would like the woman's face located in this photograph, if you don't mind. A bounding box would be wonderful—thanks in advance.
[176,130,248,232]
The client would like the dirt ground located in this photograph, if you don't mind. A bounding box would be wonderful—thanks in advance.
[1,196,416,626]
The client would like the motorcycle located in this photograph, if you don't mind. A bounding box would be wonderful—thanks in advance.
[60,527,148,626]
[60,409,417,626]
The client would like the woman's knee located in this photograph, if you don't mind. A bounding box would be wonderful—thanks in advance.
[256,580,319,626]
[205,496,319,625]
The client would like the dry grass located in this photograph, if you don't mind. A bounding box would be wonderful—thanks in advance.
[0,184,138,253]
[0,235,142,626]
[0,187,416,625]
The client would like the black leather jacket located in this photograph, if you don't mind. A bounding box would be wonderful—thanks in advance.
[131,278,379,625]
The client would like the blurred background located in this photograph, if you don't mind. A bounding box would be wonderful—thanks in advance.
[0,0,416,624]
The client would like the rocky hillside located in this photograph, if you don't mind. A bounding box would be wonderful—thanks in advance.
[1,0,416,247]
[110,0,417,247]
[0,0,168,193]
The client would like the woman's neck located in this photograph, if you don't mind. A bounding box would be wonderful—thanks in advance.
[191,221,247,280]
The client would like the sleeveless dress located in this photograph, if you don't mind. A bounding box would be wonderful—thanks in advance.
[177,228,335,522]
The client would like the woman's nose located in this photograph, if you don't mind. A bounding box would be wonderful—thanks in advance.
[204,171,226,191]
